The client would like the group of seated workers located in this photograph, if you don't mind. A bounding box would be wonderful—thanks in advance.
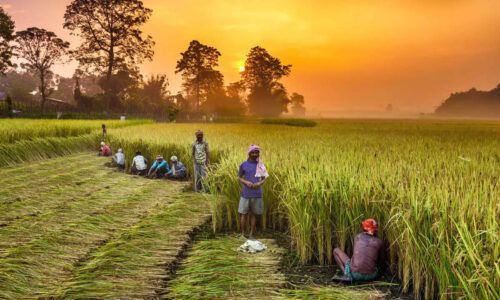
[145,154,187,180]
[100,142,186,180]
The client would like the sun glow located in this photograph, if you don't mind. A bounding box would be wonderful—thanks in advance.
[239,65,245,72]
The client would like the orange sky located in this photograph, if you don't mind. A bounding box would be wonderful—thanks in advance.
[3,0,500,115]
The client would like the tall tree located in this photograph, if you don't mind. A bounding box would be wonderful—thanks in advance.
[14,28,70,111]
[175,40,221,112]
[290,92,306,117]
[64,0,154,112]
[140,74,170,114]
[241,46,291,116]
[0,7,14,76]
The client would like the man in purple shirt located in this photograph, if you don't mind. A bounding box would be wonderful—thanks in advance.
[238,145,267,239]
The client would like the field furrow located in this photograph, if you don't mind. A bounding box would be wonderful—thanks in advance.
[0,152,95,181]
[0,178,187,299]
[166,236,389,300]
[54,193,211,299]
[0,173,150,251]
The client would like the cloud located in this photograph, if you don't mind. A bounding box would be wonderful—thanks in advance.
[0,4,12,10]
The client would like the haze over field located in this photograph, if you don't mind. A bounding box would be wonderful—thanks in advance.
[2,0,500,116]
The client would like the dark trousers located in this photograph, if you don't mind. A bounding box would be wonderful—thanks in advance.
[132,166,147,176]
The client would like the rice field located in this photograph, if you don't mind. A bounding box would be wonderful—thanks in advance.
[105,120,499,300]
[0,119,498,299]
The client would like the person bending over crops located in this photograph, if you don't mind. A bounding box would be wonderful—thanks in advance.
[131,151,148,175]
[111,148,125,168]
[167,156,187,180]
[192,130,209,192]
[238,145,268,239]
[332,219,383,282]
[148,155,170,178]
[100,142,111,157]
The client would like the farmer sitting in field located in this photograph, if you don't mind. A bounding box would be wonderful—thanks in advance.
[111,148,125,168]
[148,155,170,178]
[192,130,209,192]
[167,156,187,180]
[238,145,268,239]
[100,141,111,156]
[131,151,148,175]
[332,219,383,282]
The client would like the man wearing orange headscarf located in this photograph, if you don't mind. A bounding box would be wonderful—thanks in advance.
[332,219,383,282]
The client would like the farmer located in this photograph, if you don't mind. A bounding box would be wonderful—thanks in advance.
[192,130,209,192]
[148,155,170,178]
[167,156,187,180]
[111,148,125,168]
[131,151,148,175]
[238,145,268,239]
[100,141,111,156]
[332,219,383,282]
[101,124,107,141]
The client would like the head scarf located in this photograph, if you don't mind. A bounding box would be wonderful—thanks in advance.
[118,148,123,153]
[195,130,203,137]
[362,219,378,234]
[170,155,178,162]
[247,145,268,178]
[248,144,260,155]
[100,141,105,146]
[156,155,163,160]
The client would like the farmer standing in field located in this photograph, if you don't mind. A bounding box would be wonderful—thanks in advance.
[332,219,383,282]
[101,124,107,141]
[238,145,268,239]
[192,130,209,192]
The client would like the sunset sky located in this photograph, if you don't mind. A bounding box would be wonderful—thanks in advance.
[2,0,500,115]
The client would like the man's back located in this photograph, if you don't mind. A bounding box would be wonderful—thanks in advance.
[133,155,147,170]
[350,233,382,274]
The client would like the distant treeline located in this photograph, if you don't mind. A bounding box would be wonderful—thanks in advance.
[435,84,500,118]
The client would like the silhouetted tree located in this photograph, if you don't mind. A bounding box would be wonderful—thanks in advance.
[175,40,222,112]
[0,7,14,76]
[241,46,291,116]
[14,27,70,111]
[435,84,500,118]
[64,0,154,112]
[140,74,170,114]
[290,92,306,117]
[98,69,137,111]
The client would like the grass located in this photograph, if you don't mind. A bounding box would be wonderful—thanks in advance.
[0,152,211,299]
[261,118,317,127]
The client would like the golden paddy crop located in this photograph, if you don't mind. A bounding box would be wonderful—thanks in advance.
[107,120,499,300]
[0,118,498,299]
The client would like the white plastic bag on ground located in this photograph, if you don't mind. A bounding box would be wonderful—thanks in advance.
[237,240,267,253]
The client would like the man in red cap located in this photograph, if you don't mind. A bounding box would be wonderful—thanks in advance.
[332,219,383,282]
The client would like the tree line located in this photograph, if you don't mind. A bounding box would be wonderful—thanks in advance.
[0,0,306,119]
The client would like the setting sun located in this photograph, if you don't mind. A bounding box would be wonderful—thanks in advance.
[239,65,245,72]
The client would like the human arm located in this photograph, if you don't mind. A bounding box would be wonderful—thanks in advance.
[239,176,255,188]
[205,142,210,166]
[252,176,266,188]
